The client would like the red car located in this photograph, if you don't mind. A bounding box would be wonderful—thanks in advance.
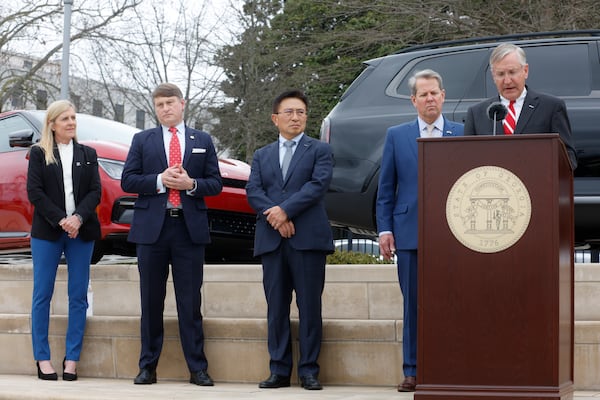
[0,110,256,263]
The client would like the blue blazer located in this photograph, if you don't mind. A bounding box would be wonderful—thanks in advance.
[121,126,222,245]
[376,117,464,249]
[246,135,334,256]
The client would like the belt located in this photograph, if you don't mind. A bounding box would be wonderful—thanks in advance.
[166,208,183,217]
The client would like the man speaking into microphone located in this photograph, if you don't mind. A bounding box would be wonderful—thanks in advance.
[464,43,577,170]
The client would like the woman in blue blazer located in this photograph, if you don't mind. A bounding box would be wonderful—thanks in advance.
[27,100,101,381]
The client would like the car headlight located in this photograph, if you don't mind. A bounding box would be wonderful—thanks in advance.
[98,158,125,180]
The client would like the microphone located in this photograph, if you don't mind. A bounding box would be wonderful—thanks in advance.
[486,102,507,136]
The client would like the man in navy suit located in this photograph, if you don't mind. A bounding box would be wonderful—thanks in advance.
[376,69,464,392]
[121,83,222,386]
[246,90,334,391]
[464,43,577,170]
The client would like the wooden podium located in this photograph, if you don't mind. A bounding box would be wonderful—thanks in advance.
[415,134,574,400]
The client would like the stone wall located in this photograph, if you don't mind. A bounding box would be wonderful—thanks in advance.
[1,263,599,389]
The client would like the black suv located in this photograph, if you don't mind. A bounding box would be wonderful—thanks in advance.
[320,31,600,246]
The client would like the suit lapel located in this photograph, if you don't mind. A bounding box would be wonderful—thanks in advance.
[515,91,538,134]
[442,118,460,137]
[150,128,169,168]
[404,121,419,160]
[267,141,283,181]
[51,147,65,195]
[283,136,311,184]
[72,144,83,200]
[182,127,194,167]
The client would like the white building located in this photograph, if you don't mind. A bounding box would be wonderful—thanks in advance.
[0,51,154,129]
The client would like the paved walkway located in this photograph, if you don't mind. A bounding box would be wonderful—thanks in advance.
[0,375,405,399]
[0,375,598,400]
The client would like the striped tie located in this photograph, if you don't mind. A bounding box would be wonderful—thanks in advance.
[503,100,516,135]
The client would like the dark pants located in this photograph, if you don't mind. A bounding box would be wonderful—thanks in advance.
[261,241,326,377]
[136,215,207,372]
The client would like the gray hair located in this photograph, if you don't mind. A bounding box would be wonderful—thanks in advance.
[408,69,444,96]
[490,43,527,70]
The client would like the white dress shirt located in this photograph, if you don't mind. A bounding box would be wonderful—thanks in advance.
[57,140,76,217]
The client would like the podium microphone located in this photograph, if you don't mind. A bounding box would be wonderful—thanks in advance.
[486,102,508,136]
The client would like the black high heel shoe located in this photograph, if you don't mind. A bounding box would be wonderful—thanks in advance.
[62,357,77,381]
[36,361,58,381]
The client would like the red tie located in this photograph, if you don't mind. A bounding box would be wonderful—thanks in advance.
[503,100,516,135]
[168,126,181,207]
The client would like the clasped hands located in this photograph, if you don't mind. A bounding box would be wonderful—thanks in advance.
[162,164,194,191]
[264,206,295,238]
[59,214,82,239]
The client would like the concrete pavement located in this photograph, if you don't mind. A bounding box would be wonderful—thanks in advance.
[0,375,598,400]
[0,374,406,400]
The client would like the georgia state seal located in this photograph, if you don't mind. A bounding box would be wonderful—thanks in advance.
[445,166,531,253]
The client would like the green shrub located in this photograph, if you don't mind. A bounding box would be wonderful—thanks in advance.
[327,250,393,264]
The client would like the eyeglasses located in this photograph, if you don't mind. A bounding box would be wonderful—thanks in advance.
[492,66,524,80]
[276,109,307,118]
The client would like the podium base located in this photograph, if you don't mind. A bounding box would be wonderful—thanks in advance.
[415,382,574,400]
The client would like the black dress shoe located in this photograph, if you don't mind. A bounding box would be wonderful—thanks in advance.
[133,368,156,384]
[36,362,58,381]
[62,357,77,381]
[190,370,214,386]
[258,374,291,388]
[300,374,322,390]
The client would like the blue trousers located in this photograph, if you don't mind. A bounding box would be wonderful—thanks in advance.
[397,250,418,378]
[136,216,208,373]
[31,233,94,361]
[261,242,326,377]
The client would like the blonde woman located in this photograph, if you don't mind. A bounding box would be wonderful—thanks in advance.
[27,100,101,381]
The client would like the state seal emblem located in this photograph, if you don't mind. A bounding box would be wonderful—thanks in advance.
[445,166,531,253]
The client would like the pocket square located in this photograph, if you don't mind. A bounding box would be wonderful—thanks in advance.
[192,148,206,153]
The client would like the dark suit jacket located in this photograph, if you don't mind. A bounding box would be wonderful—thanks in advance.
[121,126,222,245]
[246,135,334,256]
[376,118,464,249]
[464,88,577,169]
[27,143,101,242]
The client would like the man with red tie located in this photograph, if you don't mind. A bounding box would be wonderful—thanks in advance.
[464,43,577,170]
[122,83,222,387]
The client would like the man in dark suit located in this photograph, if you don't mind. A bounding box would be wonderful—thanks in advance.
[246,90,334,391]
[376,69,463,392]
[121,83,222,386]
[464,42,577,170]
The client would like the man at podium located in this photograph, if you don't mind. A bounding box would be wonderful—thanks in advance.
[376,69,463,392]
[463,43,577,170]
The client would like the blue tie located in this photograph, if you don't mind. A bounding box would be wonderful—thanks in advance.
[281,140,296,178]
